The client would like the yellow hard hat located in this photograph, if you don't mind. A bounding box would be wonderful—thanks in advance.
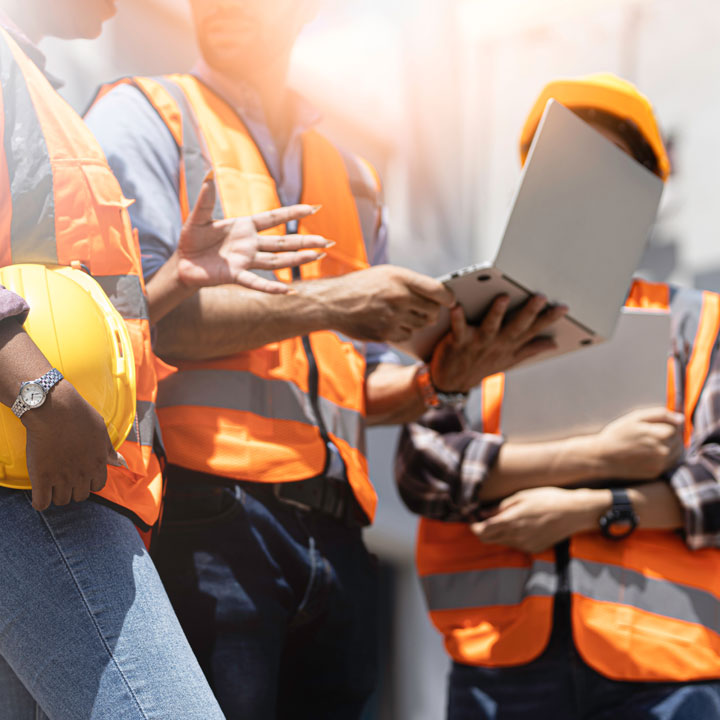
[519,73,671,181]
[0,265,136,489]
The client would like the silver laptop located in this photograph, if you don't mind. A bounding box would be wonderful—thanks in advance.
[400,99,665,363]
[498,308,670,442]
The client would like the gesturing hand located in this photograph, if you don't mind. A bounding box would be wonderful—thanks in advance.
[177,175,333,294]
[430,295,568,393]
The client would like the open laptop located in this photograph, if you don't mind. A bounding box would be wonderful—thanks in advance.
[399,99,665,364]
[498,308,670,442]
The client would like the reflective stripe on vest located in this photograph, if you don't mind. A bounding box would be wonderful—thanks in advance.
[97,74,377,519]
[421,559,558,611]
[1,29,162,529]
[416,279,720,680]
[568,555,720,632]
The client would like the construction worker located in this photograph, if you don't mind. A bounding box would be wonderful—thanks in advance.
[0,0,334,716]
[85,1,566,716]
[396,74,720,719]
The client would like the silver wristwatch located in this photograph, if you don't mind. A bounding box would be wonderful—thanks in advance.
[11,369,64,418]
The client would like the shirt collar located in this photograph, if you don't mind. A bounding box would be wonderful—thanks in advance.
[0,10,63,89]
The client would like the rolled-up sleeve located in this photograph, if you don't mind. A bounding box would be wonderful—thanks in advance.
[0,286,29,325]
[668,350,720,549]
[395,407,503,521]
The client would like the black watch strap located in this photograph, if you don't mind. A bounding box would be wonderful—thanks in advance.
[599,488,638,541]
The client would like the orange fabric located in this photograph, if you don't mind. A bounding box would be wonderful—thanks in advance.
[101,75,376,520]
[683,292,720,443]
[158,407,327,483]
[434,598,554,668]
[417,280,720,680]
[3,31,161,528]
[418,519,554,665]
[481,374,505,434]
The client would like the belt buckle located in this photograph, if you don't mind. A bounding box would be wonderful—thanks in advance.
[272,482,314,513]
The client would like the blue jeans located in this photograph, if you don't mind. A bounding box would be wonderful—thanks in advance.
[0,488,224,720]
[153,474,379,720]
[447,594,720,720]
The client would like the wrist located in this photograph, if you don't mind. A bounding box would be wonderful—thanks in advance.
[20,378,74,430]
[573,434,617,479]
[571,488,614,533]
[293,277,341,331]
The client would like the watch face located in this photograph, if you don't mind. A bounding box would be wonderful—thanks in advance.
[20,382,46,408]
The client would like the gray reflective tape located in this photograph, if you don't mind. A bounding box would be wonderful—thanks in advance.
[334,331,367,358]
[318,394,365,455]
[151,77,224,221]
[1,34,57,265]
[569,557,720,631]
[670,286,703,368]
[125,400,156,447]
[157,369,365,451]
[421,560,558,612]
[94,274,149,321]
[340,150,379,259]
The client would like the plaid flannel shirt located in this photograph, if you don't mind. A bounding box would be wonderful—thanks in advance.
[396,349,720,550]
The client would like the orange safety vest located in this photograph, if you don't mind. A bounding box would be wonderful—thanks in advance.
[416,279,720,682]
[94,74,378,521]
[0,29,162,531]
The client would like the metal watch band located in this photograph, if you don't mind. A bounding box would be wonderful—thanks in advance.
[11,368,64,418]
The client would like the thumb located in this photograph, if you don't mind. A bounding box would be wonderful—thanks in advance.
[188,173,217,227]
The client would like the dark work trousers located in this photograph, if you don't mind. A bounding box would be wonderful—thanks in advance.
[447,541,720,720]
[153,470,379,720]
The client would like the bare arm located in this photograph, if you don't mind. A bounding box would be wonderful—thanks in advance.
[0,318,121,510]
[470,482,684,553]
[396,406,683,521]
[155,265,455,360]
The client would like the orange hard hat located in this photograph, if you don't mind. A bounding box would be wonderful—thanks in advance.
[519,73,671,181]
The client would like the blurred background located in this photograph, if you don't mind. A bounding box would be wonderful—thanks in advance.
[41,0,720,717]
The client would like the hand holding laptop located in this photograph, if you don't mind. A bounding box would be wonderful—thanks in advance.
[431,294,568,393]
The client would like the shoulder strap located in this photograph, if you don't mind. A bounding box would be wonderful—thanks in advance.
[90,75,221,222]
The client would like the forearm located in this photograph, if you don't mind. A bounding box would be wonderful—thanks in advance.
[566,482,683,533]
[145,253,196,325]
[480,435,608,502]
[0,318,54,406]
[365,363,425,426]
[155,279,336,360]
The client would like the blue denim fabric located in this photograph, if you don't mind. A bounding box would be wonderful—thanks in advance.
[447,595,720,720]
[0,488,224,720]
[153,476,379,720]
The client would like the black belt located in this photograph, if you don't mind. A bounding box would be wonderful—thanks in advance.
[166,465,368,528]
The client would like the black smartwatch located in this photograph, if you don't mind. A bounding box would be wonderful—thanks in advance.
[599,488,638,541]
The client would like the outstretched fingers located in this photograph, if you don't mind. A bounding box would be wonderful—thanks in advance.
[232,269,294,294]
[251,204,321,232]
[254,234,333,252]
[250,250,326,270]
[189,175,218,226]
